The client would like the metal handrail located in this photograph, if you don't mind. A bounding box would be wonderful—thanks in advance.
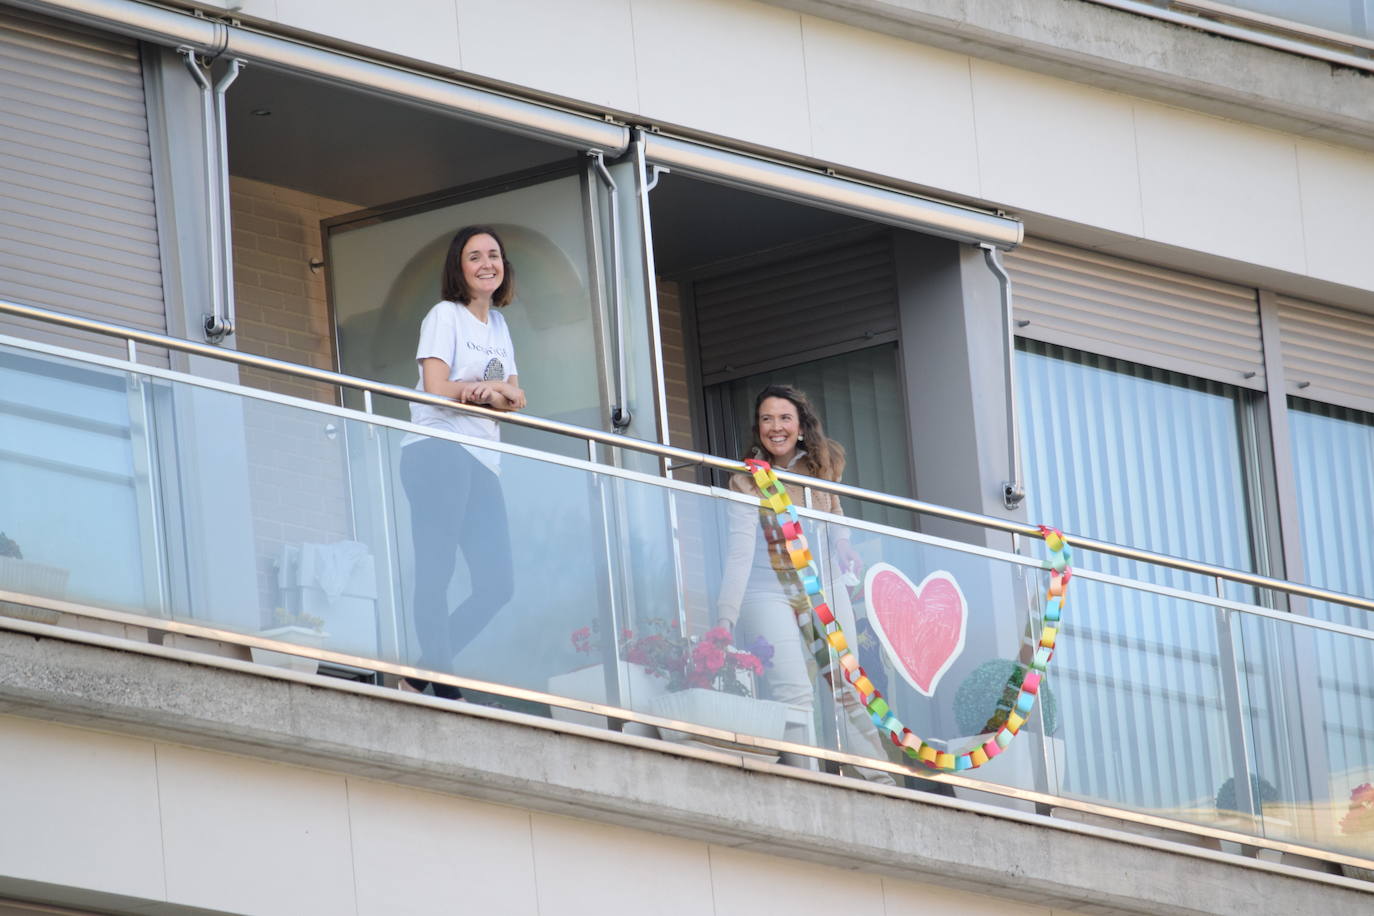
[4,296,1374,617]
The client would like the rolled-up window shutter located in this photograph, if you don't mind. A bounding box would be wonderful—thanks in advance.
[644,133,1022,249]
[694,233,898,385]
[1007,238,1263,389]
[0,7,166,364]
[1276,295,1374,414]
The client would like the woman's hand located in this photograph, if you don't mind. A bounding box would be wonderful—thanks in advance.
[463,380,525,410]
[715,617,736,646]
[493,381,526,410]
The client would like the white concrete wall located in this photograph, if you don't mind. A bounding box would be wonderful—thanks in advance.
[0,713,1054,916]
[207,0,1374,298]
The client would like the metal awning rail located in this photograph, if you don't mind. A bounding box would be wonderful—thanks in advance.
[4,296,1374,618]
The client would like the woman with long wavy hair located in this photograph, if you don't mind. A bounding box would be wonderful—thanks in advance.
[715,384,888,777]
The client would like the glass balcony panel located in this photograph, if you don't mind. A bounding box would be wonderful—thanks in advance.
[0,344,156,613]
[1212,0,1373,41]
[379,424,616,702]
[1235,613,1374,857]
[5,336,1373,864]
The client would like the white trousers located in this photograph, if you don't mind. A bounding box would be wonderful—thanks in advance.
[737,588,895,783]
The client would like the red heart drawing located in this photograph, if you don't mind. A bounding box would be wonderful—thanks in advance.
[862,564,967,697]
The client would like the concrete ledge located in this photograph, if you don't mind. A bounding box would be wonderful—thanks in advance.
[767,0,1374,150]
[1,624,1370,916]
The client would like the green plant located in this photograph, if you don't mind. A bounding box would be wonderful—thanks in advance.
[0,532,22,560]
[953,658,1059,737]
[1214,774,1280,813]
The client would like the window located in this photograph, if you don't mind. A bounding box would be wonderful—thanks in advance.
[1017,340,1262,810]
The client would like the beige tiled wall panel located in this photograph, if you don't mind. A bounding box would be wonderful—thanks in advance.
[529,812,717,916]
[630,0,812,154]
[271,0,461,69]
[1295,139,1374,293]
[802,16,980,198]
[708,844,887,916]
[1133,101,1307,275]
[156,744,356,916]
[971,60,1144,237]
[454,0,639,112]
[349,779,540,916]
[0,716,164,901]
[882,872,1056,915]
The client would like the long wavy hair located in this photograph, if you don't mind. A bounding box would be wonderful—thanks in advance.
[746,384,845,482]
[440,225,515,307]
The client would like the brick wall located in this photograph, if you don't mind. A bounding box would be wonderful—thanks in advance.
[229,178,365,623]
[231,176,356,402]
[656,278,695,457]
[656,278,715,628]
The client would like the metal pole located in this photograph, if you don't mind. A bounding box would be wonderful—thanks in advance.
[1216,576,1259,820]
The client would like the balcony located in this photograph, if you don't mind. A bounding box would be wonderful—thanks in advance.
[2,298,1372,895]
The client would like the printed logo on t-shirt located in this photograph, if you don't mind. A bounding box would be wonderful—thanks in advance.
[466,340,507,357]
[482,357,505,381]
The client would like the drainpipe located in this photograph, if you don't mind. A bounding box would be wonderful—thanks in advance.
[590,151,632,430]
[177,50,243,344]
[982,243,1026,511]
[211,59,243,343]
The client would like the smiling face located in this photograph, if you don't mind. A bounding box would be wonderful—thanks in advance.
[460,233,504,301]
[756,396,801,464]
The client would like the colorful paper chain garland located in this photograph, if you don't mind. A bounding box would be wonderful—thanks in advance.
[743,458,1073,773]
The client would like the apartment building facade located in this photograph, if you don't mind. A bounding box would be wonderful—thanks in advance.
[1,1,1373,913]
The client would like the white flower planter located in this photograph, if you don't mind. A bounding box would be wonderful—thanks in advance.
[0,555,70,622]
[546,662,668,737]
[648,687,790,755]
[250,625,329,674]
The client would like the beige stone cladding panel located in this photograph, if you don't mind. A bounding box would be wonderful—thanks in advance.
[1295,139,1374,293]
[802,15,981,199]
[454,0,639,112]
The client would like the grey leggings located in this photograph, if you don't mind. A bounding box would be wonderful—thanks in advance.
[400,437,514,693]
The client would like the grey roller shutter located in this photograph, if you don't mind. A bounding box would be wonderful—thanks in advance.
[693,232,898,385]
[0,7,165,364]
[1006,238,1264,389]
[1276,295,1374,414]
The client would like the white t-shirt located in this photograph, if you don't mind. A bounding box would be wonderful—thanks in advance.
[402,300,519,473]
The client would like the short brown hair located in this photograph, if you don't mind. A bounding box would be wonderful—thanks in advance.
[440,225,515,307]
